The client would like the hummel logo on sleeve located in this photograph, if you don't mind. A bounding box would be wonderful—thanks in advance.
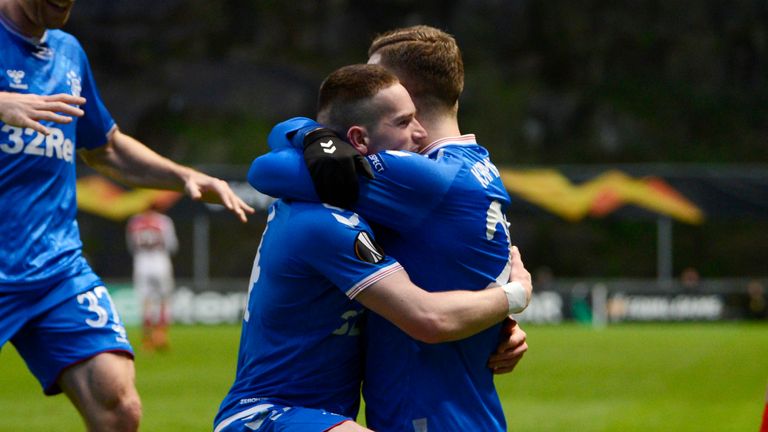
[354,231,385,264]
[320,139,336,154]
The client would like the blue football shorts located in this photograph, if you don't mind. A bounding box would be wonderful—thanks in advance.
[214,403,353,432]
[2,283,134,395]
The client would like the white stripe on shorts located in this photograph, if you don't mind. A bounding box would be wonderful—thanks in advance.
[214,403,274,432]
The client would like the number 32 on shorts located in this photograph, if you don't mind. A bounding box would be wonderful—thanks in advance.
[76,286,129,342]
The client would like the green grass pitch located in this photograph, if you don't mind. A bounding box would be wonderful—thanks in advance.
[1,323,766,431]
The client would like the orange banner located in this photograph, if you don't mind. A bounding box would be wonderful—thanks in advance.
[500,168,704,224]
[76,176,182,221]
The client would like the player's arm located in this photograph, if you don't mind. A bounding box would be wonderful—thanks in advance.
[252,122,373,207]
[0,91,86,135]
[301,128,374,207]
[248,147,320,202]
[79,128,255,222]
[355,247,532,344]
[250,127,457,230]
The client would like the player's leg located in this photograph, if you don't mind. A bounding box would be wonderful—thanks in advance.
[58,352,142,432]
[134,272,155,350]
[12,284,140,431]
[142,297,156,350]
[152,297,170,350]
[153,269,174,350]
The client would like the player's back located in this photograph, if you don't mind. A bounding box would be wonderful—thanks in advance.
[216,199,401,428]
[362,138,511,432]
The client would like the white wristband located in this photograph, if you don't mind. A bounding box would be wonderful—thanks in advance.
[502,281,529,314]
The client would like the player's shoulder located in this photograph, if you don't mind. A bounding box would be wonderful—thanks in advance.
[369,150,462,183]
[280,201,371,237]
[40,29,88,64]
[45,29,84,51]
[266,117,318,150]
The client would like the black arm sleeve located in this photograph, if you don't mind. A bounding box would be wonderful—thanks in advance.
[302,128,374,208]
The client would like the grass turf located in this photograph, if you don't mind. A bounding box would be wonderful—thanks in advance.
[0,323,765,431]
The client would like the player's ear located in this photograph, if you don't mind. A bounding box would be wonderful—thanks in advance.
[347,126,370,155]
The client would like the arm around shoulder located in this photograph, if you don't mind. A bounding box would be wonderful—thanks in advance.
[354,269,510,344]
[354,245,533,344]
[247,148,319,202]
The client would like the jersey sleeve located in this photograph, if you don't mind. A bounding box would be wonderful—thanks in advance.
[247,147,320,201]
[74,44,116,150]
[249,117,325,199]
[266,116,320,150]
[300,207,402,299]
[249,147,462,231]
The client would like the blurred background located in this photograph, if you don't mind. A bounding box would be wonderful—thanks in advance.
[70,0,766,322]
[4,2,767,431]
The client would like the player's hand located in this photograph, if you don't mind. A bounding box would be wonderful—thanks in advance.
[488,318,528,374]
[509,246,532,307]
[183,171,255,223]
[0,91,86,135]
[302,128,374,208]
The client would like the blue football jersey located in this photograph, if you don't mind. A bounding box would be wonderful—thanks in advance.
[0,18,115,294]
[214,200,402,429]
[249,118,512,431]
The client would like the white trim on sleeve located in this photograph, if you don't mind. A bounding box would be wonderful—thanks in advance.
[345,263,403,299]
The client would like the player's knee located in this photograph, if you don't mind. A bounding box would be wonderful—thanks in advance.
[123,392,142,426]
[94,384,141,432]
[109,392,142,432]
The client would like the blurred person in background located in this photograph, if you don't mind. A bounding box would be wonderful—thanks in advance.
[126,205,178,351]
[746,279,767,320]
[680,266,701,290]
[0,0,254,430]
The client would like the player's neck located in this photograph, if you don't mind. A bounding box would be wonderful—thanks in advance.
[419,115,462,144]
[415,102,462,144]
[0,1,43,39]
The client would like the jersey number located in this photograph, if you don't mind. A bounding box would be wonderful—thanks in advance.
[244,207,276,322]
[332,310,362,336]
[76,286,129,341]
[486,200,510,241]
[77,286,117,327]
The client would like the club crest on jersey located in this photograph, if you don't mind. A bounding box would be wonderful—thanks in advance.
[66,70,82,97]
[6,70,28,89]
[354,231,385,264]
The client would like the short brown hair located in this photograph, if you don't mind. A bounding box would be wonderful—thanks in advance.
[317,64,400,134]
[368,25,464,114]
